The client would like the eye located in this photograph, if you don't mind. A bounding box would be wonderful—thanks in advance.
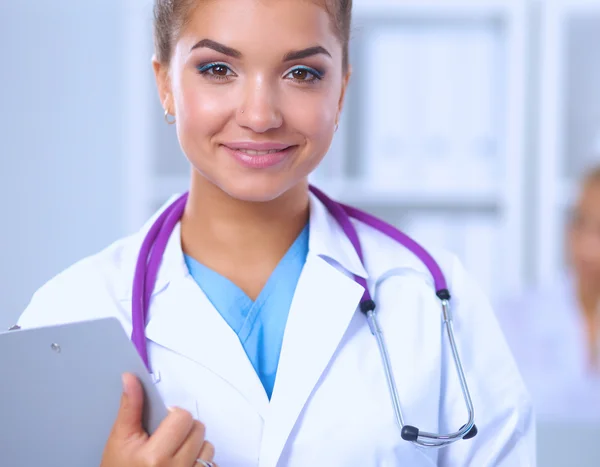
[197,62,236,80]
[285,66,324,83]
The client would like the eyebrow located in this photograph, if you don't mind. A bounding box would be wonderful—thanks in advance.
[190,39,331,62]
[283,46,331,61]
[190,39,242,58]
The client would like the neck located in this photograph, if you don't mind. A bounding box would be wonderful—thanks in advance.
[180,173,310,267]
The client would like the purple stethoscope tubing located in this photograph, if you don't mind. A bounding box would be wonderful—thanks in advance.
[131,185,476,447]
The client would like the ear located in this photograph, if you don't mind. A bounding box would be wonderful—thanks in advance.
[152,55,173,114]
[336,66,352,125]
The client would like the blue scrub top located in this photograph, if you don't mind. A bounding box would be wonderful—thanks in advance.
[184,224,309,399]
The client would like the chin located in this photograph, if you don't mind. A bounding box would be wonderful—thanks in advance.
[217,177,300,204]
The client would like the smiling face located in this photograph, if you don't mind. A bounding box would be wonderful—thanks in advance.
[153,0,350,202]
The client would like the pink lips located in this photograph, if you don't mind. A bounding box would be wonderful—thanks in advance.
[222,142,295,169]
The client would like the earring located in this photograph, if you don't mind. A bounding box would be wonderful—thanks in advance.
[335,122,339,132]
[164,108,176,125]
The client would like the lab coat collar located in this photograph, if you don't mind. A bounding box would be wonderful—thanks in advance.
[307,191,369,279]
[117,195,188,301]
[119,190,369,301]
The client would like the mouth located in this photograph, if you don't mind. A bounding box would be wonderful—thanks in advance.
[221,143,297,169]
[229,148,290,156]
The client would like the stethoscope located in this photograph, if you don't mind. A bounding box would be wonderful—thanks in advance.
[130,185,478,448]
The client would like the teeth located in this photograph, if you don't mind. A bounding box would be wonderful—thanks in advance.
[236,148,284,155]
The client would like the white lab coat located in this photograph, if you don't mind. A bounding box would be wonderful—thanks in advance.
[18,192,535,466]
[495,276,600,422]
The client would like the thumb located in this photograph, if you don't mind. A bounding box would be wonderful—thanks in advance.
[114,373,145,438]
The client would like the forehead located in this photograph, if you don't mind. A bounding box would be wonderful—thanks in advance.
[178,0,339,56]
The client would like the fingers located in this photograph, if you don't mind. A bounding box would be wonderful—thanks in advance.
[173,420,213,465]
[145,407,196,457]
[195,461,218,467]
[193,440,216,467]
[196,440,215,460]
[103,376,217,467]
[112,373,146,439]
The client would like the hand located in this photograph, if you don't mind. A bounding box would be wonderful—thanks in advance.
[100,373,217,467]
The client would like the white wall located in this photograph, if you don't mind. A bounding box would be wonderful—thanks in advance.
[0,2,129,329]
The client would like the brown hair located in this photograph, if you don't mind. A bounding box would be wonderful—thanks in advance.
[153,0,352,70]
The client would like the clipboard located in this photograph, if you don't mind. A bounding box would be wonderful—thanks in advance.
[0,317,168,467]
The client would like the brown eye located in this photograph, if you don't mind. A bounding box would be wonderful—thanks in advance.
[197,63,234,79]
[292,69,309,80]
[212,65,228,76]
[285,66,322,82]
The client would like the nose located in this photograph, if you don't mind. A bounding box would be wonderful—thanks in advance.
[237,76,283,133]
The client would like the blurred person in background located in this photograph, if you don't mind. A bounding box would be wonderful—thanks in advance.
[497,164,600,421]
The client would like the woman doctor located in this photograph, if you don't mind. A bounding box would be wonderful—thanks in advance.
[17,0,535,465]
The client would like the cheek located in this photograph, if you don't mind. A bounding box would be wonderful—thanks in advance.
[175,77,231,145]
[284,91,338,147]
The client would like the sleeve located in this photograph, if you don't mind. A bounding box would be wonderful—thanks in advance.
[437,256,536,466]
[16,278,83,330]
[15,257,127,332]
[16,270,66,329]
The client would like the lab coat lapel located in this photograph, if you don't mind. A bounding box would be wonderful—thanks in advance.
[120,218,270,416]
[143,268,270,418]
[260,254,365,467]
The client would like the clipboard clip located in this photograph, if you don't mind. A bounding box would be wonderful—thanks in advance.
[150,371,161,384]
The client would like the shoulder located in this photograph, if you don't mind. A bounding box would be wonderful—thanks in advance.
[17,231,142,332]
[17,196,182,330]
[353,216,504,346]
[353,218,466,298]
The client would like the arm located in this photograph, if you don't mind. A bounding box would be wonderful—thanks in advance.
[438,257,536,466]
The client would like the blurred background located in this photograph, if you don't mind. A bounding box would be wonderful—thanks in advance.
[1,0,600,464]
